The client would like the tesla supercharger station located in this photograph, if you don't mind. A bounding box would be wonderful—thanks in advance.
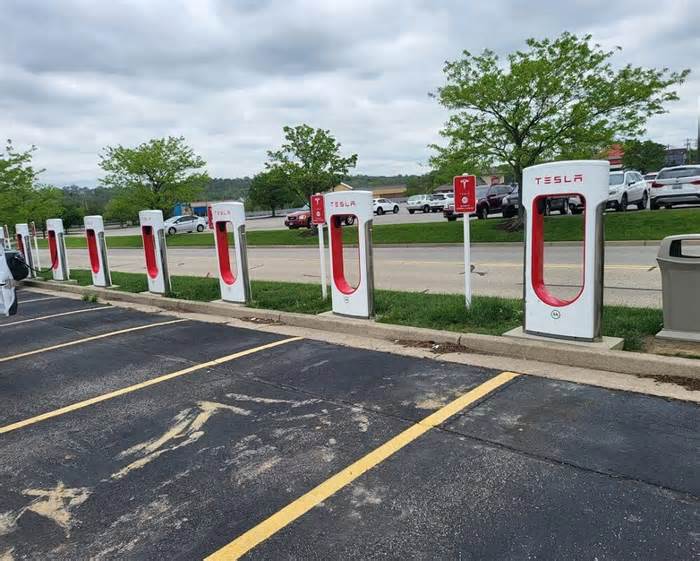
[325,190,374,319]
[84,215,112,287]
[211,202,251,304]
[46,218,70,281]
[139,210,171,295]
[523,160,608,341]
[15,223,36,278]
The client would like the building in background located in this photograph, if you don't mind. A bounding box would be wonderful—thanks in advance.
[605,144,624,170]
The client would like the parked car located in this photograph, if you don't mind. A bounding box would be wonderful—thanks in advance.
[284,206,312,229]
[502,190,583,218]
[373,198,400,215]
[607,170,649,211]
[164,215,207,235]
[644,172,658,186]
[443,184,515,221]
[406,194,432,214]
[649,165,700,210]
[429,193,449,212]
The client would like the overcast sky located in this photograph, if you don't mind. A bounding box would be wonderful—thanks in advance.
[2,0,698,186]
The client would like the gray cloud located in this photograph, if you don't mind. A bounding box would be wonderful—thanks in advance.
[0,0,697,186]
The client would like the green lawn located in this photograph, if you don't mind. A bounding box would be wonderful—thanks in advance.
[43,269,663,352]
[41,208,699,249]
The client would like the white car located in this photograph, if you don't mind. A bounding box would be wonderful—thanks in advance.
[650,165,700,210]
[164,215,208,235]
[406,194,432,214]
[607,170,648,211]
[373,198,399,215]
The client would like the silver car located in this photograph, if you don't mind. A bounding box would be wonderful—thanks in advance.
[650,165,700,210]
[164,215,208,235]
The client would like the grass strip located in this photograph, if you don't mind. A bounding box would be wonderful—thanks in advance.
[39,208,700,249]
[41,269,663,352]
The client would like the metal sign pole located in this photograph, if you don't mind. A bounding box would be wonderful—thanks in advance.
[318,223,327,300]
[464,215,471,307]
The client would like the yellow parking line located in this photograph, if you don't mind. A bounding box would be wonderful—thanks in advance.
[0,306,110,328]
[0,318,187,363]
[0,336,302,435]
[205,370,519,561]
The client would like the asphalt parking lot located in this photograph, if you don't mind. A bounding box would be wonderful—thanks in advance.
[1,290,698,560]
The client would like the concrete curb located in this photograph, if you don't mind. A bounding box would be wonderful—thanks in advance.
[22,279,699,381]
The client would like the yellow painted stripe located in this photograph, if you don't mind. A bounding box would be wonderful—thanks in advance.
[0,336,302,435]
[205,370,519,561]
[0,318,187,363]
[0,306,110,328]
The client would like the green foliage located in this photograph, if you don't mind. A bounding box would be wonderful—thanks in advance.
[0,140,69,233]
[622,140,667,173]
[99,136,209,218]
[431,32,690,187]
[266,124,358,201]
[247,168,295,215]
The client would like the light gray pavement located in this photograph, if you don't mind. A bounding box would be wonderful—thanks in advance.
[48,243,663,308]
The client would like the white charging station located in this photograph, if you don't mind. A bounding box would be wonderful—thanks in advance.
[0,225,8,250]
[15,223,36,278]
[522,160,608,341]
[0,242,17,316]
[84,215,112,287]
[139,210,171,294]
[324,190,374,318]
[211,201,251,304]
[46,218,70,281]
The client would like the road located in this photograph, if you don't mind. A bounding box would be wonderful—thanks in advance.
[49,243,663,307]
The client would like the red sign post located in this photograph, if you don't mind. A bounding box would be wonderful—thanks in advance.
[453,175,477,307]
[310,194,325,225]
[453,175,477,214]
[311,194,328,299]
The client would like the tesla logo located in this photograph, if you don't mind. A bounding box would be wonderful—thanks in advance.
[331,201,356,208]
[536,174,583,185]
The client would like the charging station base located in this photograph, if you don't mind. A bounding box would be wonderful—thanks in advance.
[503,326,624,351]
[655,329,700,344]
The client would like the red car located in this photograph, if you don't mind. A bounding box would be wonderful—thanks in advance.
[284,205,355,229]
[284,207,312,229]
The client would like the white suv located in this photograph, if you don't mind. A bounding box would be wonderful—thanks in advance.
[607,170,648,211]
[373,198,399,215]
[406,194,432,214]
[650,165,700,210]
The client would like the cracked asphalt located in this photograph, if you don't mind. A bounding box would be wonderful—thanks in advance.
[0,290,697,560]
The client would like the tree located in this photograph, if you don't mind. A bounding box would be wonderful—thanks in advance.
[0,140,44,229]
[25,186,64,236]
[621,140,667,173]
[266,125,358,202]
[247,168,294,216]
[99,136,209,218]
[431,32,689,197]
